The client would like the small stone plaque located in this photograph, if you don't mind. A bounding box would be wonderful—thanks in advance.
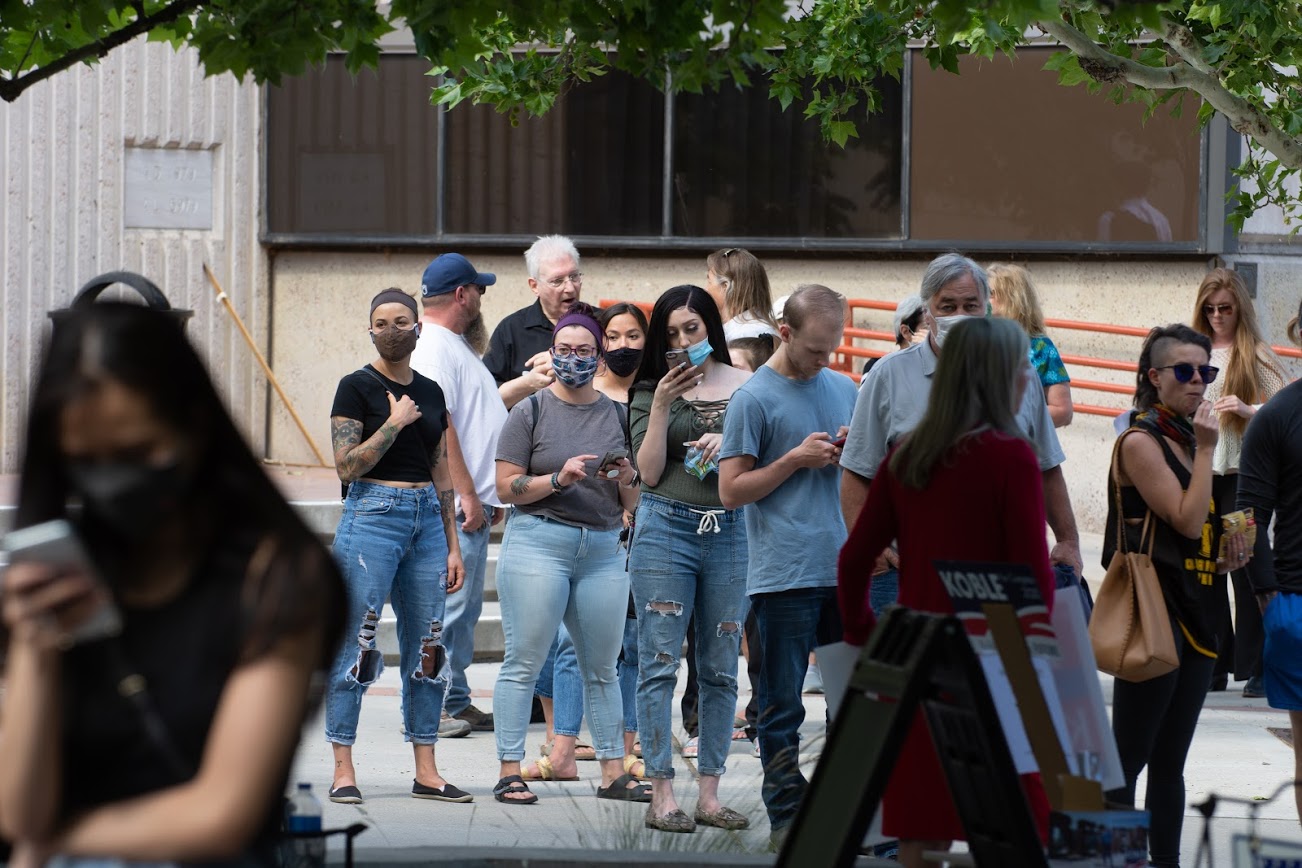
[124,147,214,230]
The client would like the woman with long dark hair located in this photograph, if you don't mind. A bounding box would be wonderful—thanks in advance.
[628,285,753,833]
[1190,268,1287,696]
[1106,323,1250,867]
[0,303,345,864]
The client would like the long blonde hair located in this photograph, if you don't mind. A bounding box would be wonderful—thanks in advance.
[987,263,1047,337]
[890,317,1032,490]
[1191,268,1286,436]
[706,248,777,330]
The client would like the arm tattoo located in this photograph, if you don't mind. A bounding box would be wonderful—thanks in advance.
[510,474,535,496]
[331,416,399,482]
[431,437,446,472]
[437,487,456,520]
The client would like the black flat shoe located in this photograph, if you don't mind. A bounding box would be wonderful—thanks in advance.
[1243,675,1266,698]
[328,785,363,804]
[412,779,474,803]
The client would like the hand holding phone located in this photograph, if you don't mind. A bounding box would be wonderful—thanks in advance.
[596,449,630,478]
[3,519,121,646]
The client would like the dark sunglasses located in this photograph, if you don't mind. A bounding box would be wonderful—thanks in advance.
[1155,363,1219,384]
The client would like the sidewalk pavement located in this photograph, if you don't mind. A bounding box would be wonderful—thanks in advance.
[292,659,1300,865]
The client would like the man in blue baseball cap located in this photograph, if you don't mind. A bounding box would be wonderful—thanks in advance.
[412,252,506,736]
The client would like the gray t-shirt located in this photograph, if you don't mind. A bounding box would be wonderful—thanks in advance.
[840,339,1065,481]
[720,365,859,595]
[495,389,628,531]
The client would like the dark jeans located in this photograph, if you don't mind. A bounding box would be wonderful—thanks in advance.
[1106,615,1216,868]
[751,586,842,832]
[1212,473,1264,681]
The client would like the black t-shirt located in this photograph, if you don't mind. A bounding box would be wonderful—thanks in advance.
[331,365,448,483]
[483,300,555,386]
[1238,379,1302,594]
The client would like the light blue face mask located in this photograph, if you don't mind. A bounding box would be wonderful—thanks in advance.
[686,336,713,366]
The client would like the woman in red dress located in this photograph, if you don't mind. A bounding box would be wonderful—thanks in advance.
[837,316,1055,868]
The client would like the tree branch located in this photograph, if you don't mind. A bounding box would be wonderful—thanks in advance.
[1036,14,1302,171]
[1161,19,1215,77]
[0,0,206,103]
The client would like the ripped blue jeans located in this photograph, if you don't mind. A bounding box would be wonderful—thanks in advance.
[325,481,450,746]
[631,493,748,779]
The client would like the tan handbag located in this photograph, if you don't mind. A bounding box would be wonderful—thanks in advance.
[1089,433,1180,682]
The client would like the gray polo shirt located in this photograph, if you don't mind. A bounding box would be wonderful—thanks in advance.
[840,339,1065,481]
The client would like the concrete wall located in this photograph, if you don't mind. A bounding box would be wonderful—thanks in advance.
[0,38,268,473]
[267,252,1302,537]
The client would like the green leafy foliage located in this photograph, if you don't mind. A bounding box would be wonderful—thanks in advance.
[2,0,1301,229]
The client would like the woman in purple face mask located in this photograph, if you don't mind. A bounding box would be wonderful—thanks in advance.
[491,302,646,806]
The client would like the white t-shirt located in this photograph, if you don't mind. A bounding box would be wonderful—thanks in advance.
[410,322,508,508]
[723,313,778,341]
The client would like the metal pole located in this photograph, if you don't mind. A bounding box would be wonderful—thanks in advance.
[202,263,329,467]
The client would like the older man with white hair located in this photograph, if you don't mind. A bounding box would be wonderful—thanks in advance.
[840,253,1083,588]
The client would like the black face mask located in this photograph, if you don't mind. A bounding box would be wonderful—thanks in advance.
[67,460,187,539]
[604,347,643,378]
[371,325,420,361]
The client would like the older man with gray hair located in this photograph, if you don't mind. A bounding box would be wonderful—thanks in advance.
[483,235,585,410]
[840,253,1083,584]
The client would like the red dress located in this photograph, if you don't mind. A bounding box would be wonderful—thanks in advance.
[836,430,1055,842]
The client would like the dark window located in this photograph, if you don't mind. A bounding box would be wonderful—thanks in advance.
[443,68,664,235]
[909,49,1202,244]
[266,56,439,235]
[672,78,903,238]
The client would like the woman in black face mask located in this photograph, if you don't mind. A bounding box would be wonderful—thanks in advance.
[0,302,346,864]
[594,302,649,405]
[324,288,467,805]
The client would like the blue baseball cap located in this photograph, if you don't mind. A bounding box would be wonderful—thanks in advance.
[421,253,497,297]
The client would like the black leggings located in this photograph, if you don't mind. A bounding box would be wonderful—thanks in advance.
[1106,615,1216,867]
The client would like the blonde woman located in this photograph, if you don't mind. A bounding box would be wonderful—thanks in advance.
[988,263,1074,428]
[837,317,1054,867]
[1191,267,1288,697]
[705,248,779,341]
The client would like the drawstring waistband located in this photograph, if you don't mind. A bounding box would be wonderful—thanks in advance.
[690,508,725,535]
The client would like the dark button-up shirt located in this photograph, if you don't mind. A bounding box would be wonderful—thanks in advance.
[483,300,555,386]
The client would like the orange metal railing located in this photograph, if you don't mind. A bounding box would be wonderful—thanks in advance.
[604,296,1299,416]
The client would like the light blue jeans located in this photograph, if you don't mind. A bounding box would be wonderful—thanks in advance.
[493,510,630,762]
[619,614,639,733]
[325,482,449,746]
[631,493,748,778]
[443,506,492,716]
[535,626,585,738]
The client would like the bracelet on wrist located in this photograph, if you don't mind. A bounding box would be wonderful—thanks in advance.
[550,471,564,493]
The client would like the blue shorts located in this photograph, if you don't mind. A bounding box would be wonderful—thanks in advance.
[1262,590,1302,711]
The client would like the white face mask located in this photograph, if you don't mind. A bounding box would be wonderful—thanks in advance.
[929,313,975,348]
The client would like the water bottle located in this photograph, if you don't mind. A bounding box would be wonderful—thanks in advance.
[285,782,325,867]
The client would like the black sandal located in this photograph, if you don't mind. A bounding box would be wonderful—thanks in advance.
[493,775,538,805]
[596,772,652,802]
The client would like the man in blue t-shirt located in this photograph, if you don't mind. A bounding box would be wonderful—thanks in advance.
[719,284,859,846]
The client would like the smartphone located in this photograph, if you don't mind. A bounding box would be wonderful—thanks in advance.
[596,449,629,478]
[831,436,847,447]
[3,519,122,645]
[665,349,689,368]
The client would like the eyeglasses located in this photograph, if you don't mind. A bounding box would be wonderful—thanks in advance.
[1155,363,1219,384]
[371,322,419,333]
[542,271,583,290]
[1203,303,1234,317]
[552,344,598,359]
[466,284,486,296]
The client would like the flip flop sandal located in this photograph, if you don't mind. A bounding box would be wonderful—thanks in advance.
[596,773,652,802]
[521,757,579,782]
[411,780,474,803]
[328,785,363,804]
[645,807,696,833]
[623,754,647,779]
[694,805,751,830]
[574,743,597,761]
[493,775,538,805]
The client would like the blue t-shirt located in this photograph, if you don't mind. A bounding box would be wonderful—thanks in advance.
[720,365,859,595]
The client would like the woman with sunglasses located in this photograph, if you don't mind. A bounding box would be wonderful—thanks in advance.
[492,302,647,806]
[1105,324,1251,868]
[1190,269,1287,697]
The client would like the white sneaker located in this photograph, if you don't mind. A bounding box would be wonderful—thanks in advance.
[439,711,471,738]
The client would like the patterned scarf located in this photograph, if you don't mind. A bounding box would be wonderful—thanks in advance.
[1133,402,1196,454]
